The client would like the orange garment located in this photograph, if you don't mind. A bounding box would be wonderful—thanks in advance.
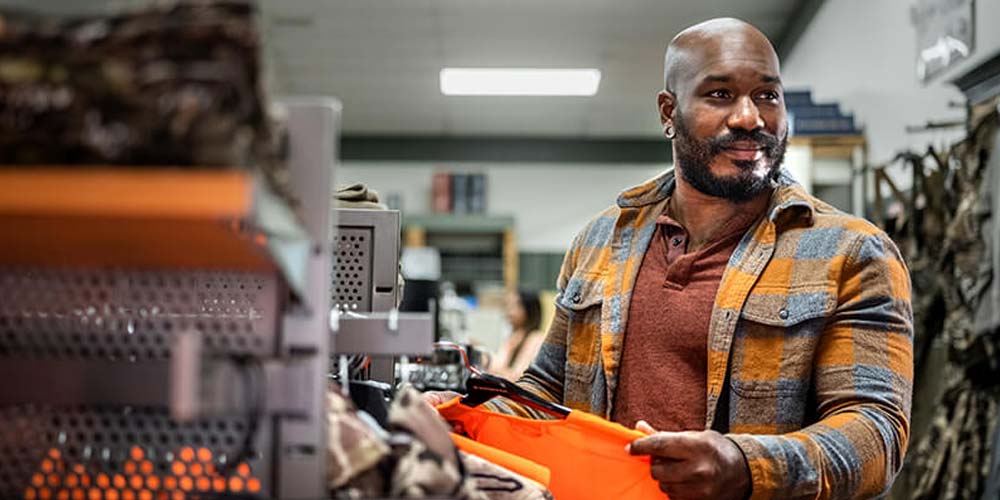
[438,398,665,499]
[450,433,551,487]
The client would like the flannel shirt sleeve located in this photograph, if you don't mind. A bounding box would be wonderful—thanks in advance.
[729,231,914,499]
[484,229,583,419]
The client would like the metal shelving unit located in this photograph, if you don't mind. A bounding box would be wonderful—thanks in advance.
[0,99,341,500]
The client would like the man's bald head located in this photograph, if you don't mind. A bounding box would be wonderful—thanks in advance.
[663,18,779,94]
[656,18,787,204]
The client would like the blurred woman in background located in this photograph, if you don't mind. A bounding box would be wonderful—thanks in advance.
[489,289,544,380]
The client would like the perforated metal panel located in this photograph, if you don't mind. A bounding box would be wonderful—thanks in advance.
[0,405,270,500]
[0,268,280,499]
[0,268,279,360]
[333,228,373,312]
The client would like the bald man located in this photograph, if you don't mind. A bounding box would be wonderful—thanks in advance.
[428,18,912,499]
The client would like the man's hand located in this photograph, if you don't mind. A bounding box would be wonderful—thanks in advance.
[421,390,461,407]
[628,421,751,500]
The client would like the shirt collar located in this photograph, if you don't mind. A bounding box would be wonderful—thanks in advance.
[655,210,685,233]
[616,168,816,226]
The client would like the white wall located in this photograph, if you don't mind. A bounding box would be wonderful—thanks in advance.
[339,162,667,252]
[782,0,1000,168]
[784,144,814,193]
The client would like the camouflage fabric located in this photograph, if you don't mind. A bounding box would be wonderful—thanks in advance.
[337,182,388,210]
[879,98,1000,500]
[328,385,550,499]
[387,388,550,499]
[459,451,553,500]
[326,384,391,490]
[0,1,291,202]
[384,386,475,498]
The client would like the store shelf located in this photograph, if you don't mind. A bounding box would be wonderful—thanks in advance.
[0,167,311,296]
[789,134,865,145]
[789,134,866,159]
[402,213,518,289]
[403,213,515,233]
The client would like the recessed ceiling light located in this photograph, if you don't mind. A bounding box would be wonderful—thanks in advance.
[440,68,601,96]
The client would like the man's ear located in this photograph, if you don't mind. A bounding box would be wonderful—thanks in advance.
[657,90,676,136]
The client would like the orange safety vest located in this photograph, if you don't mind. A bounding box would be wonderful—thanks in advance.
[450,432,552,487]
[438,398,665,499]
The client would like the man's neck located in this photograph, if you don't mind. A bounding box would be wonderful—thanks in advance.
[669,175,772,252]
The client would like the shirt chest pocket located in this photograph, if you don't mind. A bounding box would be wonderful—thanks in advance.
[557,273,605,316]
[556,275,604,384]
[729,285,836,398]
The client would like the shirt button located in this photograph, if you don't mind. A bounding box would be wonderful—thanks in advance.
[778,309,789,320]
[572,292,582,304]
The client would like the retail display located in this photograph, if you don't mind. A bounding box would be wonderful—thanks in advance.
[874,98,1000,500]
[0,2,292,202]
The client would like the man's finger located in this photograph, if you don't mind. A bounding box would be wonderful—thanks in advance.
[625,421,657,453]
[422,392,442,406]
[628,431,706,459]
[635,420,657,435]
[421,390,460,407]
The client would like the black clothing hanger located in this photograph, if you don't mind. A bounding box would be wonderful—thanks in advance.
[459,372,570,418]
[349,379,392,427]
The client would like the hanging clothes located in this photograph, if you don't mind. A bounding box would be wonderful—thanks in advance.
[875,100,1000,500]
[437,398,665,500]
[327,385,552,499]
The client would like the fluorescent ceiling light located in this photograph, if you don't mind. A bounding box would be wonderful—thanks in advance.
[440,68,601,96]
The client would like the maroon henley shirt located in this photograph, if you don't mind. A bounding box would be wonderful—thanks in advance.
[611,204,751,431]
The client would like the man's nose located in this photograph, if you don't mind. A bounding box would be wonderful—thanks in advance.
[726,96,764,132]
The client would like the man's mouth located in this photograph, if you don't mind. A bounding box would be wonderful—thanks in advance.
[719,141,764,162]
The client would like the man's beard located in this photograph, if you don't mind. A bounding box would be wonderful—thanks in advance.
[672,111,787,204]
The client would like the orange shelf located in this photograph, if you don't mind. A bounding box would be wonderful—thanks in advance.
[0,168,279,271]
[0,169,253,219]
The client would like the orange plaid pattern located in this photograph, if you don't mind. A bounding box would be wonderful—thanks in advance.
[489,169,913,499]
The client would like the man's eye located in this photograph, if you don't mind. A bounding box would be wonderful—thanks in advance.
[707,89,731,99]
[757,91,780,101]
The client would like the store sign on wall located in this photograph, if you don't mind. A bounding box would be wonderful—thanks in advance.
[912,0,975,83]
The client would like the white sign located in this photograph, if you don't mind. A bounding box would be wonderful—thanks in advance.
[912,0,975,82]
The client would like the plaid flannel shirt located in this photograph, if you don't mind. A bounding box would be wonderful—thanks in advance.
[490,169,913,499]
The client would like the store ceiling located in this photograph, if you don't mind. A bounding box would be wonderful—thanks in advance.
[4,0,814,138]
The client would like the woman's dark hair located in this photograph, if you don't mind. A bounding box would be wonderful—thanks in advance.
[517,288,542,333]
[506,288,544,370]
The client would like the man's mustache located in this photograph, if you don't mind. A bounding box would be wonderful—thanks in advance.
[707,129,783,156]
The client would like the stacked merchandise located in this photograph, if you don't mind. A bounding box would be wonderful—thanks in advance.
[431,171,487,214]
[784,89,861,135]
[0,1,291,202]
